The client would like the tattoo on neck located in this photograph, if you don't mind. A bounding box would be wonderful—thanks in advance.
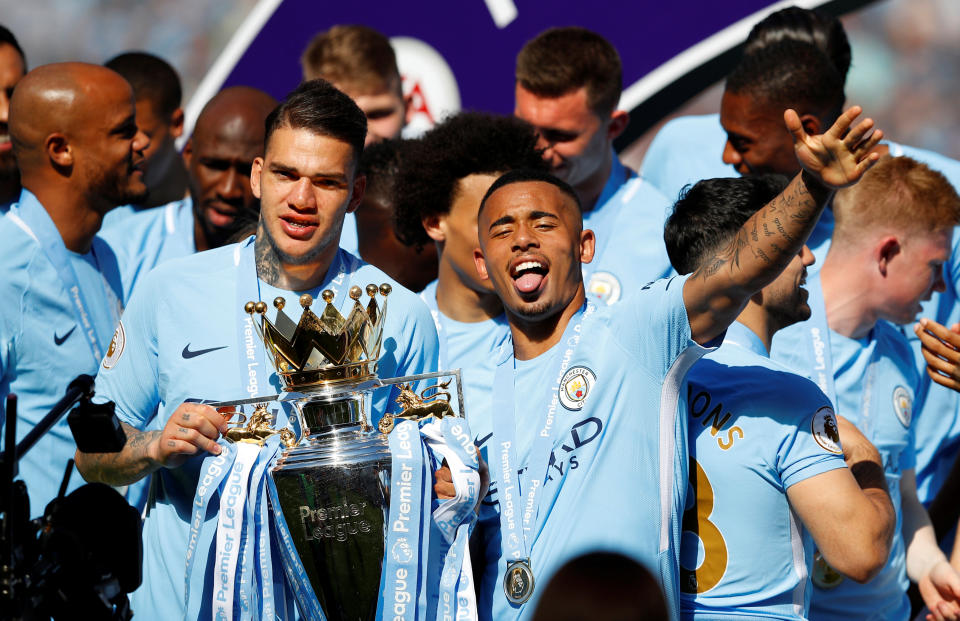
[255,223,283,287]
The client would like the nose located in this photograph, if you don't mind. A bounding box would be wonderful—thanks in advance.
[287,176,316,210]
[722,140,741,166]
[511,221,540,251]
[133,127,150,155]
[801,245,815,267]
[933,265,947,293]
[219,166,243,201]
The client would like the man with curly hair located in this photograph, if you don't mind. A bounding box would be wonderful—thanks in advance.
[394,111,546,437]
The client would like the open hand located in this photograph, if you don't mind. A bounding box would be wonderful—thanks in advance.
[786,105,883,190]
[914,319,960,392]
[921,560,960,621]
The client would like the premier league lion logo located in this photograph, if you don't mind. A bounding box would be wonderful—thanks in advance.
[811,406,843,455]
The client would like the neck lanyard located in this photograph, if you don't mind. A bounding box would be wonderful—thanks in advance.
[491,301,593,603]
[8,193,120,364]
[420,283,449,370]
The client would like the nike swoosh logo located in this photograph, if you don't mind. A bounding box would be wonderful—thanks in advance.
[54,326,76,346]
[182,344,229,359]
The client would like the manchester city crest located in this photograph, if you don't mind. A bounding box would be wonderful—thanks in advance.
[893,386,912,428]
[586,271,621,306]
[559,366,596,411]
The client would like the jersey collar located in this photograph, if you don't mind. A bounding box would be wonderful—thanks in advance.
[724,321,769,357]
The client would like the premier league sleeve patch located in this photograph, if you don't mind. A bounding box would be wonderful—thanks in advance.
[559,366,596,411]
[811,406,843,455]
[101,321,125,369]
[893,386,913,428]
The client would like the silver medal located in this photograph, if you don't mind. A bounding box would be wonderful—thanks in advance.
[504,559,535,604]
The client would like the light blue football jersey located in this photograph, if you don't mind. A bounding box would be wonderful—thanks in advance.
[681,321,846,620]
[0,190,124,512]
[771,276,917,621]
[100,203,139,229]
[641,114,734,205]
[418,280,510,447]
[340,210,359,255]
[473,275,711,621]
[0,198,12,215]
[93,238,439,620]
[100,197,196,300]
[582,153,676,305]
[886,143,960,506]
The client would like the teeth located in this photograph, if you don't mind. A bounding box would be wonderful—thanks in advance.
[515,261,543,272]
[0,135,8,143]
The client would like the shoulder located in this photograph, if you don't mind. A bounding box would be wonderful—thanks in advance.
[874,320,918,379]
[888,141,960,186]
[0,215,42,271]
[650,114,723,145]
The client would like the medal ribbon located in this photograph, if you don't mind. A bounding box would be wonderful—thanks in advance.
[491,302,593,570]
[805,276,838,408]
[420,286,449,370]
[8,191,122,364]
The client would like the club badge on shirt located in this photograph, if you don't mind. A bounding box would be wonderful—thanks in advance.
[559,366,596,411]
[101,321,125,369]
[811,406,843,455]
[586,271,621,306]
[893,386,912,428]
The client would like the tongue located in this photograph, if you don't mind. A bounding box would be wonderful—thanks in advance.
[515,272,544,293]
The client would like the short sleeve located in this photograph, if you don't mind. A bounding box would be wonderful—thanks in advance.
[94,271,162,429]
[616,273,699,380]
[780,397,847,489]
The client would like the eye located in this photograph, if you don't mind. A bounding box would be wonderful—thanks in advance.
[365,108,396,121]
[540,129,577,144]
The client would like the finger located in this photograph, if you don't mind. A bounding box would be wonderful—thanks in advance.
[434,481,456,500]
[179,404,227,437]
[853,127,883,158]
[844,117,874,149]
[928,366,960,392]
[920,318,960,348]
[920,338,960,367]
[826,105,862,139]
[854,150,882,176]
[783,109,805,143]
[920,349,960,379]
[435,466,453,483]
[173,425,223,455]
[950,323,960,334]
[162,437,209,458]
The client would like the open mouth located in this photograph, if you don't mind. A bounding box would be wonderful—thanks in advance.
[206,202,238,228]
[510,258,549,294]
[0,133,12,152]
[280,213,318,240]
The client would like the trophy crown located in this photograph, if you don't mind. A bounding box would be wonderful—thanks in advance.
[246,283,390,390]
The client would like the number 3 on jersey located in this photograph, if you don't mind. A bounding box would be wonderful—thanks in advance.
[681,457,728,593]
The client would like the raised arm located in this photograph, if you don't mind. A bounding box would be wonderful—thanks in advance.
[683,106,882,344]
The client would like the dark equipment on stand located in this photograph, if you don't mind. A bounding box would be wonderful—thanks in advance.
[0,375,141,621]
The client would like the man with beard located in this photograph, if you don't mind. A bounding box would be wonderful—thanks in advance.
[101,86,276,298]
[104,52,188,210]
[513,27,675,305]
[0,62,148,511]
[469,104,881,619]
[664,175,895,619]
[771,157,960,620]
[0,24,26,211]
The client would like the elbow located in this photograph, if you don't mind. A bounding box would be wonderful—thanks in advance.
[829,538,892,584]
[73,449,99,483]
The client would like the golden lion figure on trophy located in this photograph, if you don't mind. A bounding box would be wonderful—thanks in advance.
[224,403,297,447]
[378,380,455,433]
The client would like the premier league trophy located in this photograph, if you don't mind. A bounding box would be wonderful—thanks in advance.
[221,284,471,621]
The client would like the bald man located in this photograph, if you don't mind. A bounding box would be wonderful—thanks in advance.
[0,62,148,511]
[101,86,277,299]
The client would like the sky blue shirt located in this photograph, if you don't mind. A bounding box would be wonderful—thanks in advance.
[682,322,845,620]
[100,197,196,300]
[474,275,710,621]
[583,152,676,306]
[93,239,439,620]
[418,279,510,446]
[340,211,359,255]
[771,277,917,621]
[0,190,124,511]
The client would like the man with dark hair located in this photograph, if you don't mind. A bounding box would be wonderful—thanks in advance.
[105,52,188,209]
[664,175,895,618]
[355,140,437,291]
[513,27,674,306]
[0,62,148,510]
[644,4,960,536]
[771,157,960,620]
[468,106,881,620]
[101,86,276,295]
[75,78,439,619]
[394,111,545,484]
[302,24,411,256]
[0,24,26,210]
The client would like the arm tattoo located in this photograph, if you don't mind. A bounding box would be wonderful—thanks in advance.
[77,427,161,486]
[694,174,823,284]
